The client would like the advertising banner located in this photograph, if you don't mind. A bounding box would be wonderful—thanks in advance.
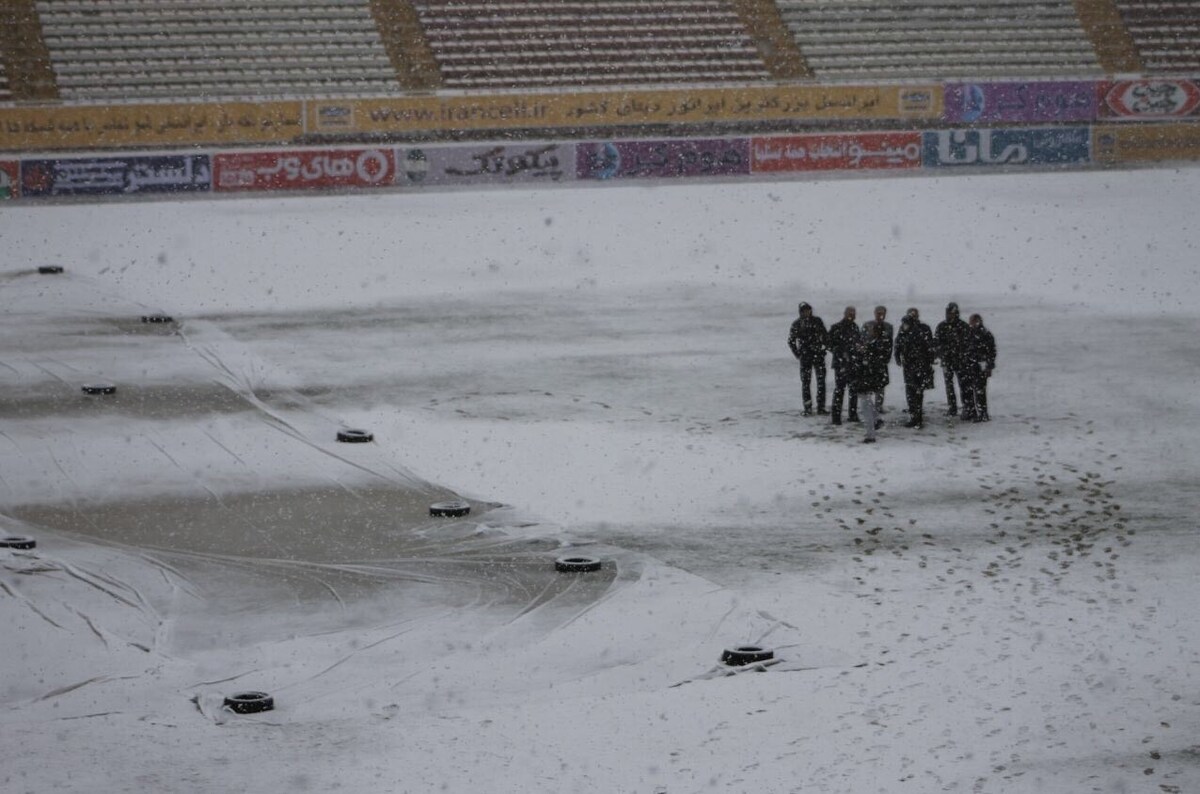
[213,148,394,192]
[751,132,922,173]
[1101,79,1200,120]
[1093,123,1200,163]
[393,142,575,187]
[0,86,942,152]
[922,128,1091,168]
[943,81,1097,123]
[0,161,18,199]
[312,84,941,138]
[0,101,304,152]
[577,138,750,180]
[19,154,211,197]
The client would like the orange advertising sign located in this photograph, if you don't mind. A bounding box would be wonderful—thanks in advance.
[1093,122,1200,162]
[0,86,942,153]
[0,101,304,152]
[309,84,942,136]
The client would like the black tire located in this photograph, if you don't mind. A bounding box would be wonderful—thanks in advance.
[141,314,174,324]
[0,535,36,550]
[554,555,602,573]
[38,266,64,275]
[429,500,470,518]
[720,646,775,666]
[223,692,274,714]
[81,383,117,395]
[336,429,374,443]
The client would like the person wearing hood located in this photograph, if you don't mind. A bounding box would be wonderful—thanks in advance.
[961,313,997,422]
[935,301,970,417]
[787,302,829,416]
[894,308,937,429]
[827,305,860,426]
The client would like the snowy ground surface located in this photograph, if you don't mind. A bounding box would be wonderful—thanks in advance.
[2,169,1199,793]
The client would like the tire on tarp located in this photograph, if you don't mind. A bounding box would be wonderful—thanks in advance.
[0,536,37,550]
[554,555,602,573]
[429,500,470,518]
[720,646,775,666]
[223,692,274,714]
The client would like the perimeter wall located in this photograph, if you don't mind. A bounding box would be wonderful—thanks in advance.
[2,79,1199,199]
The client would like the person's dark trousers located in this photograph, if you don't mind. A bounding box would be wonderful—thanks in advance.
[961,370,981,420]
[904,382,924,426]
[942,367,963,415]
[831,370,856,423]
[975,375,990,420]
[799,356,827,413]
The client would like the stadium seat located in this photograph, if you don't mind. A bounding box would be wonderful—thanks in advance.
[410,0,772,88]
[33,0,402,99]
[774,0,1103,79]
[1115,1,1200,70]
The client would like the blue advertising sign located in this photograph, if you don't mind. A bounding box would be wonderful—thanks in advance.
[922,128,1091,168]
[20,154,211,197]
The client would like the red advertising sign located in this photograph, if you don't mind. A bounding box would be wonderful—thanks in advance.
[751,132,923,172]
[213,148,394,191]
[1103,80,1200,119]
[0,160,18,199]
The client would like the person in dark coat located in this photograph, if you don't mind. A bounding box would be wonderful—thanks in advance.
[827,306,860,426]
[853,321,891,443]
[934,302,970,417]
[961,313,997,422]
[860,305,893,415]
[894,308,937,428]
[787,302,829,416]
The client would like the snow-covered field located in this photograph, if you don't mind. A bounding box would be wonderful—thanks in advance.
[2,169,1199,793]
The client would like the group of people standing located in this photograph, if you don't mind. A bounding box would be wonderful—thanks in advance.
[787,302,996,443]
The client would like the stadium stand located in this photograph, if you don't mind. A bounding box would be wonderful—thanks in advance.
[1,0,1196,106]
[0,0,57,101]
[33,0,404,100]
[409,0,774,88]
[1115,1,1200,72]
[774,0,1104,80]
[730,0,811,79]
[369,0,443,90]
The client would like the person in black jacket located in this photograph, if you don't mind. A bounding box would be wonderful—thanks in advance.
[860,305,893,415]
[934,302,970,417]
[827,306,860,426]
[854,321,891,443]
[787,302,829,416]
[961,313,997,422]
[894,308,937,429]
